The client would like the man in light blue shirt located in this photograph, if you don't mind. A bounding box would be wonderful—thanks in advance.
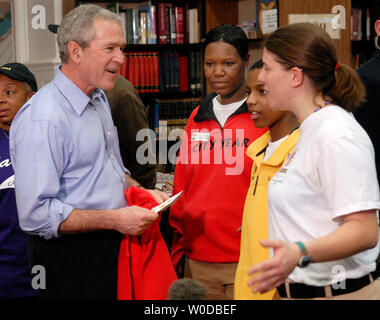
[9,4,167,299]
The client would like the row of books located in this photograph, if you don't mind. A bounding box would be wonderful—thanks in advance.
[159,49,202,94]
[351,7,371,41]
[120,49,202,95]
[148,98,202,136]
[106,1,200,45]
[120,52,160,93]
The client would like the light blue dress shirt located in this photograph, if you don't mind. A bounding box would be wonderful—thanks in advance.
[10,67,128,240]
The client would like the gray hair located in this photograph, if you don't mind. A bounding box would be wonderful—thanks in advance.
[57,4,121,64]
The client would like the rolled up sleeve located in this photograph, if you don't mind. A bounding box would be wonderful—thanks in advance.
[10,119,73,239]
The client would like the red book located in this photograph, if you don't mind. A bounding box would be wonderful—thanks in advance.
[120,54,128,79]
[183,3,189,43]
[153,51,160,92]
[127,52,136,87]
[175,6,185,44]
[134,52,141,92]
[147,52,154,93]
[179,56,189,92]
[158,2,168,44]
[139,52,146,93]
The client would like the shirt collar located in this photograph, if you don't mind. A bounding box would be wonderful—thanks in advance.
[53,66,106,116]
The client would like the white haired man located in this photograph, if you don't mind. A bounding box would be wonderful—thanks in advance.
[10,4,168,299]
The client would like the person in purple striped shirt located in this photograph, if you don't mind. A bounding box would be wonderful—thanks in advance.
[0,62,37,299]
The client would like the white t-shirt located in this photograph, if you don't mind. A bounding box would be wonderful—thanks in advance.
[212,96,247,128]
[268,105,380,286]
[264,135,289,161]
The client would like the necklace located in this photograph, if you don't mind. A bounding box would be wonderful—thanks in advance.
[314,101,332,112]
[1,128,9,140]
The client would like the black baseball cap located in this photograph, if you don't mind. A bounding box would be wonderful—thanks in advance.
[0,63,38,92]
[48,24,59,34]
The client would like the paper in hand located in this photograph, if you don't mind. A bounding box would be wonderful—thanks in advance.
[152,191,183,213]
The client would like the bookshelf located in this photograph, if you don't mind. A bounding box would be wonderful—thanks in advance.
[278,0,378,69]
[278,0,352,65]
[71,0,244,172]
[351,0,378,69]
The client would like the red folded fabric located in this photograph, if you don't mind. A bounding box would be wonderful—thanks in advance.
[117,186,178,300]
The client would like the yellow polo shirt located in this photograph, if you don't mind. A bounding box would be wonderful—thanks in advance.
[234,129,300,300]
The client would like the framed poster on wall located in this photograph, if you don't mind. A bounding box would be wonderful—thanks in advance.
[0,0,14,65]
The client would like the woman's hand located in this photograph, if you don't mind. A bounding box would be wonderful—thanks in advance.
[247,239,301,294]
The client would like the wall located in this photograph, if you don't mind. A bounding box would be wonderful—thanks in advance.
[13,0,62,88]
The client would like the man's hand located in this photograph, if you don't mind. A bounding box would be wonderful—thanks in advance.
[143,189,170,204]
[114,205,159,235]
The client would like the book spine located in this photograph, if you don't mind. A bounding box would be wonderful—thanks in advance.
[179,56,189,92]
[366,8,370,41]
[173,50,179,92]
[132,9,140,44]
[153,51,160,93]
[126,9,133,44]
[189,51,196,93]
[127,52,136,87]
[139,11,147,44]
[139,52,146,93]
[120,54,128,79]
[151,5,157,44]
[188,8,198,43]
[175,6,185,44]
[135,52,141,92]
[169,6,176,44]
[184,3,189,43]
[195,50,201,94]
[158,2,168,44]
[119,11,127,42]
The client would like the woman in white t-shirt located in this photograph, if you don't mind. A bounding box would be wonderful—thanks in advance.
[247,22,380,300]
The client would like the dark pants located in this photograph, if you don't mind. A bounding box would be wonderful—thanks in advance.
[27,231,121,300]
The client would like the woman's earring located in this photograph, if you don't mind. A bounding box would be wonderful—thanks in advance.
[375,35,380,50]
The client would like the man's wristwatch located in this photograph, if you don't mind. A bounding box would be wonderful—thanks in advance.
[295,241,312,268]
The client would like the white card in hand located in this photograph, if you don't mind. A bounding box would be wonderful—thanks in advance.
[152,191,183,213]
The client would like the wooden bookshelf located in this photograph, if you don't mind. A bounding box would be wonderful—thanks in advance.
[278,0,352,65]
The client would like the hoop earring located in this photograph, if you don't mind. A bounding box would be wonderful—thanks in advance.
[375,35,380,50]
